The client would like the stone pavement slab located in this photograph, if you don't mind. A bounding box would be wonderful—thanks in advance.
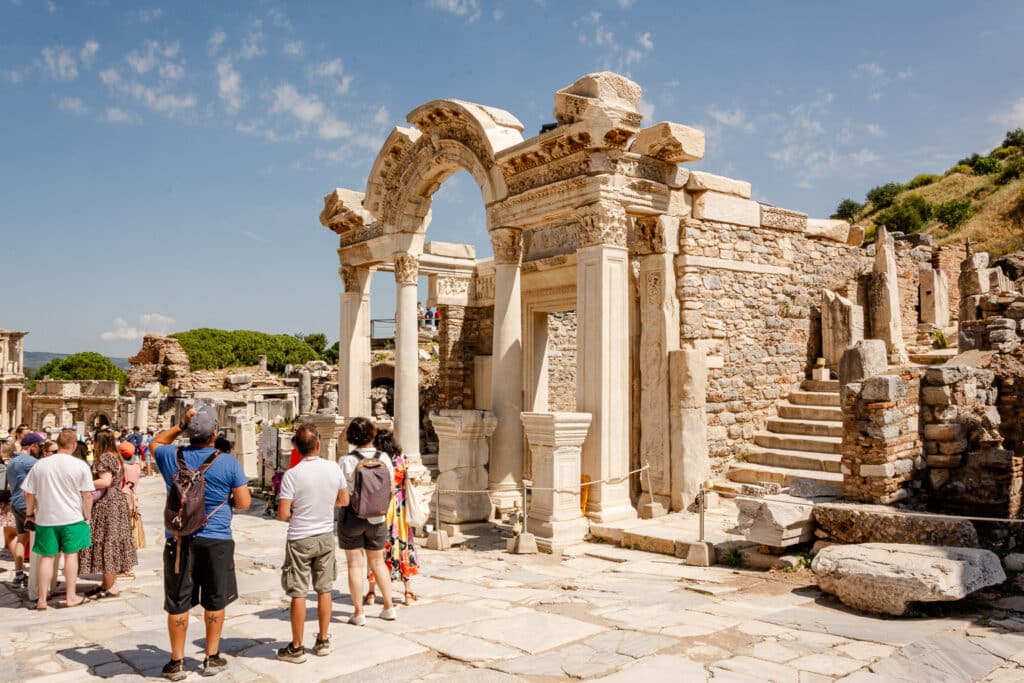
[760,604,958,646]
[453,611,606,654]
[593,654,708,681]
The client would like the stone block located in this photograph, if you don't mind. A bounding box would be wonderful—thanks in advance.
[735,495,816,547]
[919,267,950,327]
[424,241,476,259]
[760,205,808,232]
[1005,553,1024,572]
[926,454,963,468]
[685,541,715,567]
[814,502,979,547]
[924,365,966,385]
[846,224,866,246]
[692,192,760,228]
[806,218,851,243]
[822,290,864,370]
[686,170,751,198]
[839,340,888,387]
[862,375,903,402]
[922,385,952,406]
[859,463,896,478]
[631,122,705,163]
[923,423,965,441]
[812,543,1005,616]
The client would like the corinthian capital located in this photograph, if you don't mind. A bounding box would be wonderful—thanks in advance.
[576,202,627,248]
[490,227,523,265]
[393,254,419,285]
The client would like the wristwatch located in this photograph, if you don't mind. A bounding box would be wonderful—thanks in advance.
[177,421,188,430]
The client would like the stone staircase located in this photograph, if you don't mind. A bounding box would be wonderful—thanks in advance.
[725,379,844,490]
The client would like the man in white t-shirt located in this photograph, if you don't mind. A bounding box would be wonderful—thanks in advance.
[21,428,95,609]
[275,423,348,663]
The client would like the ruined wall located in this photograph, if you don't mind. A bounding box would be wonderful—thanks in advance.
[934,244,967,319]
[894,241,928,346]
[435,304,494,409]
[960,294,1024,352]
[546,311,577,412]
[678,218,868,460]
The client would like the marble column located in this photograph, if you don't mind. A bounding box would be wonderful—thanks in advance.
[132,389,151,432]
[393,254,421,465]
[575,202,636,523]
[0,388,7,432]
[339,265,372,419]
[488,228,524,512]
[521,411,592,552]
[669,347,708,512]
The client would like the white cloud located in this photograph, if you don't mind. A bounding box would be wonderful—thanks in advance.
[425,0,481,22]
[239,26,265,60]
[137,7,163,23]
[283,40,304,57]
[492,8,504,20]
[57,96,86,114]
[208,30,227,55]
[617,0,637,7]
[992,97,1024,129]
[373,105,390,126]
[126,40,180,76]
[866,123,885,137]
[216,60,243,114]
[241,230,270,243]
[80,40,99,66]
[101,41,195,117]
[573,12,654,72]
[46,0,56,14]
[309,59,352,94]
[896,68,913,80]
[104,107,138,124]
[271,83,324,124]
[101,314,174,340]
[100,66,197,115]
[707,106,755,133]
[851,62,884,79]
[638,99,655,122]
[40,46,78,80]
[637,31,653,50]
[850,149,881,166]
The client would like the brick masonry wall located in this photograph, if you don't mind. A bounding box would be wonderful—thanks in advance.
[678,218,869,462]
[436,304,494,409]
[546,311,577,412]
[934,243,967,319]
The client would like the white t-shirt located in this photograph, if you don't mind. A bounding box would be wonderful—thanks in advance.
[279,457,346,541]
[338,448,394,524]
[20,453,95,527]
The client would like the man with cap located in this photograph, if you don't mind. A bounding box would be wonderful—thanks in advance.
[150,405,251,680]
[5,431,43,588]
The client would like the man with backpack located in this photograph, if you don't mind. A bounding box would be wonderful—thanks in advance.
[150,405,251,681]
[274,423,349,663]
[338,416,396,625]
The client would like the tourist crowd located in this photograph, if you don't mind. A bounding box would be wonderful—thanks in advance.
[1,409,421,680]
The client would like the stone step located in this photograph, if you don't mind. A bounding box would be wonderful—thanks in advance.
[765,417,843,438]
[754,431,842,454]
[801,379,840,393]
[726,462,844,487]
[788,390,841,407]
[743,446,843,473]
[777,401,843,422]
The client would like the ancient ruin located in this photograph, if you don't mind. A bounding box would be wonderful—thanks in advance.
[0,328,27,433]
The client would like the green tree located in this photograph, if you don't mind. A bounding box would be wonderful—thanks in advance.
[171,329,319,372]
[996,157,1024,185]
[299,333,328,356]
[866,182,903,210]
[323,341,339,365]
[902,194,933,222]
[35,352,127,390]
[832,198,863,221]
[875,202,923,233]
[934,199,974,230]
[1003,128,1024,149]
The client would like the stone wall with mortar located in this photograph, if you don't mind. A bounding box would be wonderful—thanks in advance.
[934,243,967,320]
[435,304,494,410]
[545,311,577,412]
[678,217,869,462]
[959,294,1024,352]
[840,370,924,504]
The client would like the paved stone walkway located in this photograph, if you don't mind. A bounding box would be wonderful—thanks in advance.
[2,476,1023,682]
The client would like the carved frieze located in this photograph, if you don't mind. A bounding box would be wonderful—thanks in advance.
[393,254,419,285]
[339,222,385,247]
[472,275,495,305]
[631,215,678,255]
[523,221,579,261]
[437,276,470,296]
[576,202,628,249]
[491,228,524,265]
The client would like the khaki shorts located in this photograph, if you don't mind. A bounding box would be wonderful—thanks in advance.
[281,532,337,598]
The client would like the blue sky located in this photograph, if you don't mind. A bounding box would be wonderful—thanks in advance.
[2,0,1023,357]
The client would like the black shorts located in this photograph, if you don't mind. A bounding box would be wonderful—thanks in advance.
[13,507,27,535]
[337,507,387,551]
[163,537,238,613]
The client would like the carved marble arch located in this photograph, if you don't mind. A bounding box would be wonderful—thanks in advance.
[363,99,525,235]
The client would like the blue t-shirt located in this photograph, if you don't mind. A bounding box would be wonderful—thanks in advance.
[155,445,247,540]
[6,453,37,511]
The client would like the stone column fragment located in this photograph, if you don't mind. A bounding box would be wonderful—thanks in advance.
[870,227,908,364]
[431,409,497,529]
[822,289,864,371]
[521,412,592,552]
[920,266,950,327]
[669,348,708,512]
[339,265,372,418]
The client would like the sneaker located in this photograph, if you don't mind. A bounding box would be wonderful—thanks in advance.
[161,658,187,681]
[13,572,27,589]
[347,613,366,626]
[201,653,227,677]
[379,607,397,621]
[312,634,331,657]
[276,643,306,663]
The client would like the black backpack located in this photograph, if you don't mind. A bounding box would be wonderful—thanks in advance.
[349,451,392,519]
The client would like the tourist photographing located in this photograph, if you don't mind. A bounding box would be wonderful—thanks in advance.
[338,416,396,625]
[78,429,138,599]
[275,423,348,663]
[151,405,251,680]
[20,428,95,609]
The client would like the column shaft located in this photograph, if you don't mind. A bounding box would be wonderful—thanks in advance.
[1,387,8,432]
[338,266,372,418]
[393,255,421,461]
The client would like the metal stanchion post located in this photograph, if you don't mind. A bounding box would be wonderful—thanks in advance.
[426,487,450,551]
[510,479,538,555]
[698,488,705,543]
[522,480,529,535]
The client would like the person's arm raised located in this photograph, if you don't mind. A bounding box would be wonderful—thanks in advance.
[149,408,197,452]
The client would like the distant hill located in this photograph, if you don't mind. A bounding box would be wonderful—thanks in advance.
[24,352,131,371]
[833,128,1024,255]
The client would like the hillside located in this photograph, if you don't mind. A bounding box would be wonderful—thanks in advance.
[24,351,130,371]
[834,128,1024,255]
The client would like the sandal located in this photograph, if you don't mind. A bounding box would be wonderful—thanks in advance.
[83,586,104,599]
[404,591,417,604]
[363,592,376,606]
[86,588,120,600]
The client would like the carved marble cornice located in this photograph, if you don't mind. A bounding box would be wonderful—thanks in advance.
[491,227,524,265]
[393,254,419,285]
[576,202,627,248]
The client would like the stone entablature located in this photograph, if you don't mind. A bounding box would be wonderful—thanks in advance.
[28,379,122,430]
[0,327,27,433]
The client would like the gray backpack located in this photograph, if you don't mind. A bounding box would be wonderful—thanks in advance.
[350,451,391,519]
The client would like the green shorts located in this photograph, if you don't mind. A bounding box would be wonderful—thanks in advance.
[33,521,92,557]
[281,532,337,598]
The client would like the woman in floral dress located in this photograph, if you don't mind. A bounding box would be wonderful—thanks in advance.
[365,429,420,605]
[78,430,138,598]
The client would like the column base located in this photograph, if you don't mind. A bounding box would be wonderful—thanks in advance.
[638,493,670,519]
[585,501,638,524]
[528,517,590,554]
[488,485,522,520]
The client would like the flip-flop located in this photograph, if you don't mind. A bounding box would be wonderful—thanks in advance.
[404,592,417,604]
[62,600,87,609]
[28,604,48,611]
[83,586,104,599]
[87,589,120,600]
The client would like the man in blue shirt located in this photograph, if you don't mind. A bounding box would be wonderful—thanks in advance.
[5,431,41,588]
[151,405,250,681]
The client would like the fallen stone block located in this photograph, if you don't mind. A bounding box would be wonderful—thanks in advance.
[812,543,1005,616]
[736,494,816,547]
[813,502,979,547]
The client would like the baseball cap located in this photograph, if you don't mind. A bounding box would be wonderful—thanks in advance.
[186,405,218,442]
[21,432,45,447]
[119,441,136,458]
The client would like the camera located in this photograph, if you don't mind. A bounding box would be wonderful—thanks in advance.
[23,519,36,532]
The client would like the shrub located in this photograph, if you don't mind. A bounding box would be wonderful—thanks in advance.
[996,157,1024,185]
[972,156,1000,174]
[832,198,863,221]
[35,352,127,390]
[946,164,974,176]
[902,193,933,222]
[905,174,940,190]
[171,329,320,372]
[1004,128,1024,149]
[865,182,903,210]
[876,202,924,233]
[934,199,974,230]
[991,146,1014,160]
